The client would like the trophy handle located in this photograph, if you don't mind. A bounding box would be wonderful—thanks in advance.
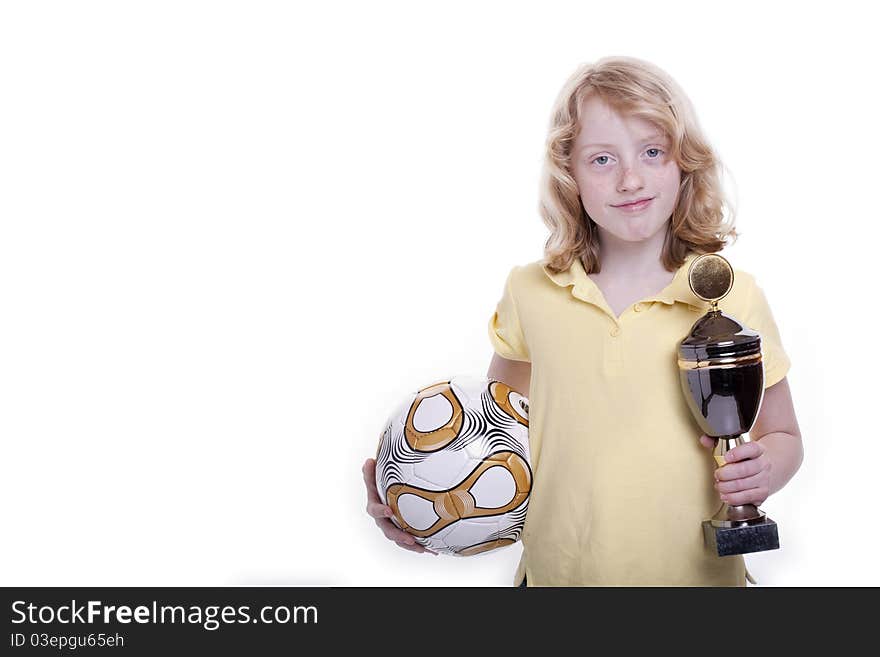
[708,434,766,528]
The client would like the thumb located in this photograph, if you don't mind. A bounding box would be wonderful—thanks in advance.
[698,434,716,450]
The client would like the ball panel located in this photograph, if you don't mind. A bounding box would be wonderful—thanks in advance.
[412,449,476,490]
[468,464,517,509]
[411,392,454,432]
[489,380,529,427]
[403,382,464,452]
[395,492,440,531]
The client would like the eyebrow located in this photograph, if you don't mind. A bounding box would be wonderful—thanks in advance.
[579,134,667,151]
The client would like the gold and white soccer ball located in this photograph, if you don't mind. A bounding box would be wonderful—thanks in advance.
[375,375,532,556]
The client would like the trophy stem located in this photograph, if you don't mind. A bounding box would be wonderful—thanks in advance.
[712,433,746,467]
[709,434,764,528]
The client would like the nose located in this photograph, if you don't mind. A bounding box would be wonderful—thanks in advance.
[617,163,644,194]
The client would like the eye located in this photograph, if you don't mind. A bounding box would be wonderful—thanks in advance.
[646,148,663,158]
[592,155,611,166]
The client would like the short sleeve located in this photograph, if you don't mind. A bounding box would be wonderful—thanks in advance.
[743,277,791,389]
[488,267,531,362]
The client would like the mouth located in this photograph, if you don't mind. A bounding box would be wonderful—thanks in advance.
[612,197,654,211]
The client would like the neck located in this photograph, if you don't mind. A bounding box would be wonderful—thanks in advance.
[593,225,670,279]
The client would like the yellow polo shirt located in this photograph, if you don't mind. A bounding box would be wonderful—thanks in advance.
[488,251,790,586]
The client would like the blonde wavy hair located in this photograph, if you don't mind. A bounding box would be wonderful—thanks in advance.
[540,56,737,274]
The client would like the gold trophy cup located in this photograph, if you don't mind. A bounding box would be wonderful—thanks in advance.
[677,253,780,557]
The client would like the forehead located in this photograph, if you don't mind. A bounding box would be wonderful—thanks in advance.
[576,94,664,143]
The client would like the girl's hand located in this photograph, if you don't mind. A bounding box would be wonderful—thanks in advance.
[362,458,437,555]
[698,435,772,507]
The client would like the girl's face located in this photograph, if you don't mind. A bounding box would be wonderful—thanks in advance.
[571,94,682,245]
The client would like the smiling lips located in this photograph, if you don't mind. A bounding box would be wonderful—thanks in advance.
[613,197,654,212]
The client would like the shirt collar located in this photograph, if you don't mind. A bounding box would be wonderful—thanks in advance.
[541,251,709,311]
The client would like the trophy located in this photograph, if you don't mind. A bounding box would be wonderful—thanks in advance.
[677,253,779,557]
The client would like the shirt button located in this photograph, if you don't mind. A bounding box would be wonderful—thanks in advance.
[634,303,643,312]
[610,326,621,337]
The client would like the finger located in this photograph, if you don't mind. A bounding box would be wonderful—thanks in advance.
[395,540,433,554]
[715,471,767,494]
[716,458,763,482]
[362,459,382,504]
[394,541,420,552]
[375,517,416,544]
[698,435,716,449]
[399,541,438,555]
[366,500,394,519]
[723,442,763,464]
[720,487,769,507]
[362,458,376,485]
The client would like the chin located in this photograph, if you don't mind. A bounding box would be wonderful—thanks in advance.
[593,214,671,244]
[620,219,669,242]
[617,228,662,243]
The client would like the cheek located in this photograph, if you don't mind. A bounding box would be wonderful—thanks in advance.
[575,174,609,210]
[657,163,682,196]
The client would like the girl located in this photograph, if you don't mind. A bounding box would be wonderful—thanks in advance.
[362,56,803,587]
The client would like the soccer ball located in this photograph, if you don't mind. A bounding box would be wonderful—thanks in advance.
[374,375,532,556]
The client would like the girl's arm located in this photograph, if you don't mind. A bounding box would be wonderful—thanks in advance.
[750,377,804,496]
[487,353,531,397]
[708,377,804,505]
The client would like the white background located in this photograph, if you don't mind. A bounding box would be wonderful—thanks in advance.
[1,1,876,586]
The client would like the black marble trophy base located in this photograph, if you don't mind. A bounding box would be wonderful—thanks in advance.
[703,517,779,557]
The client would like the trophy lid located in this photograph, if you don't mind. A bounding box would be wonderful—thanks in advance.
[678,311,761,361]
[678,253,762,362]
